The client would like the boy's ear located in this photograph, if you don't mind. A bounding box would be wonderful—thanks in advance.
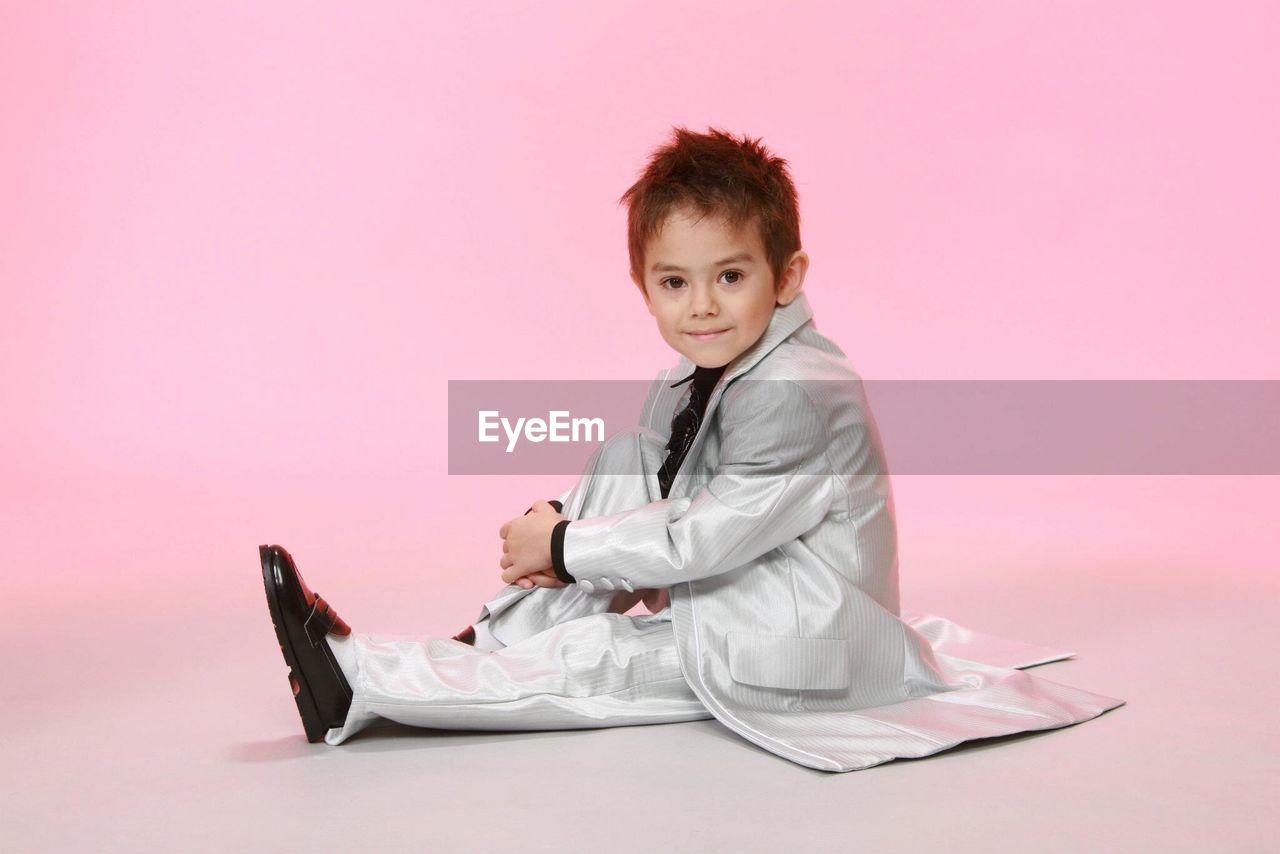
[775,250,810,306]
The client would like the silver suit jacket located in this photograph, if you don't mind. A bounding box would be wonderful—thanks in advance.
[483,291,1124,772]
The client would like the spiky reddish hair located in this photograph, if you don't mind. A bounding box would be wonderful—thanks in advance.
[618,126,803,292]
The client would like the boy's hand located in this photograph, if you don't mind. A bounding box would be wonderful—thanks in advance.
[498,501,564,587]
[516,569,567,590]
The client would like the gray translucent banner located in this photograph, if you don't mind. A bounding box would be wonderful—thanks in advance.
[448,380,1280,475]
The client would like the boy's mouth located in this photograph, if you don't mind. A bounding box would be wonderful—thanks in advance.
[686,328,730,340]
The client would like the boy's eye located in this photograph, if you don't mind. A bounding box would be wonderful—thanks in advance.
[659,271,744,289]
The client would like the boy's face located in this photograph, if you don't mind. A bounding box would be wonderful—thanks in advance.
[633,206,808,369]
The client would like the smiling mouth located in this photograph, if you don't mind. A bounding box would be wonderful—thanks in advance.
[686,328,730,339]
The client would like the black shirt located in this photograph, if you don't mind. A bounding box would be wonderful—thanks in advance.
[548,363,728,584]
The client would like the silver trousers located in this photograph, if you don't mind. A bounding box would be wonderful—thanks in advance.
[325,428,715,744]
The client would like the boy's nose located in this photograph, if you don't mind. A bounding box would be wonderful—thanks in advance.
[689,285,718,315]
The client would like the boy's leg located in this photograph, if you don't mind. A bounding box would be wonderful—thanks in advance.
[464,426,672,647]
[324,611,711,744]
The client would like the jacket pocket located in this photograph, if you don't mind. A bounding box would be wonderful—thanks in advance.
[725,631,855,690]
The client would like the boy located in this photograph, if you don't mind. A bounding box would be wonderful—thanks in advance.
[259,127,1123,772]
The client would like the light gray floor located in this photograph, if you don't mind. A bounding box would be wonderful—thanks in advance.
[4,556,1276,853]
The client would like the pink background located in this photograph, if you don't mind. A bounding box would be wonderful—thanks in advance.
[4,3,1278,848]
[3,1,1276,702]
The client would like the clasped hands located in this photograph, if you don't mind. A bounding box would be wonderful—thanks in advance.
[498,500,568,589]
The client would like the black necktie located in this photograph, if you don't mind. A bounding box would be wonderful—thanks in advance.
[657,366,725,498]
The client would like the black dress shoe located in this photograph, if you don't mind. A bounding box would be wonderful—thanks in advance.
[259,544,353,742]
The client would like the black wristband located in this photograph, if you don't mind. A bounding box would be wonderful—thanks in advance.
[550,519,575,583]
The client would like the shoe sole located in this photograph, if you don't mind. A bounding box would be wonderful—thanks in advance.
[259,544,333,743]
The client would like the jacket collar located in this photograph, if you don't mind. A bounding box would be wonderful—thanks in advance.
[658,292,814,498]
[668,291,814,389]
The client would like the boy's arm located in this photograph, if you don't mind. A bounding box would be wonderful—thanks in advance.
[554,381,834,591]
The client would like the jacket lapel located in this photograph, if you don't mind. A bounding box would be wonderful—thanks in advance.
[661,292,815,497]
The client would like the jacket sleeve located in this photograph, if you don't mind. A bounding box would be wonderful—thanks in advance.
[554,483,573,508]
[559,380,834,590]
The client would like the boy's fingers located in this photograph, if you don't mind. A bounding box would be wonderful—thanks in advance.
[529,500,562,516]
[530,572,563,588]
